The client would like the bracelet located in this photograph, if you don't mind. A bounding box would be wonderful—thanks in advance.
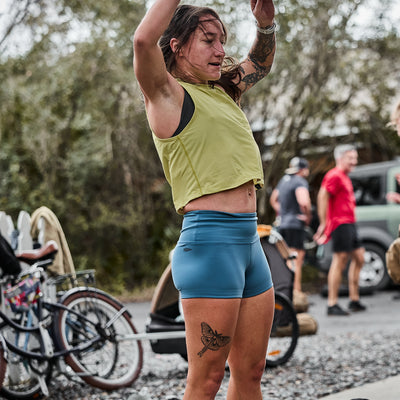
[255,21,276,35]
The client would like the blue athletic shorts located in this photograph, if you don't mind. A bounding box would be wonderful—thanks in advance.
[171,210,273,299]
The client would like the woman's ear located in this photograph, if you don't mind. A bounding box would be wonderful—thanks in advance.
[170,38,180,54]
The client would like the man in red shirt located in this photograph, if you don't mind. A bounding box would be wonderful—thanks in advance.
[314,145,366,316]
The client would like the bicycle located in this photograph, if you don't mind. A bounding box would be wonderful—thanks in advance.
[0,241,143,400]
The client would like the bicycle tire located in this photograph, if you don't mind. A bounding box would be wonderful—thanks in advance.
[0,321,52,400]
[265,291,299,368]
[53,288,143,390]
[0,336,7,390]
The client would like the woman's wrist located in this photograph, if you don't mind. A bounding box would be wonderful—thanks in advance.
[255,20,276,35]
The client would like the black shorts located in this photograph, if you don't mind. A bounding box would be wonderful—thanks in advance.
[331,223,362,253]
[279,228,305,250]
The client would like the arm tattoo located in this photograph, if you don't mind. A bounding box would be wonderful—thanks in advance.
[197,322,231,358]
[242,33,276,89]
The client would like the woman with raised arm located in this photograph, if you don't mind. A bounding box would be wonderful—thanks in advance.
[134,1,276,398]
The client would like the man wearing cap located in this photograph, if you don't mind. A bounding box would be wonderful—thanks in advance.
[314,144,366,316]
[270,157,312,303]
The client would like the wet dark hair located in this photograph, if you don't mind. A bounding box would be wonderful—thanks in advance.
[159,5,242,103]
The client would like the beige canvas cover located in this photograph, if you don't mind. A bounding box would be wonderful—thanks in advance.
[30,206,75,276]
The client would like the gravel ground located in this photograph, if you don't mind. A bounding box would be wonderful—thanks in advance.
[48,330,400,399]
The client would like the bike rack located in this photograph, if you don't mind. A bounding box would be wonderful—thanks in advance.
[121,330,186,341]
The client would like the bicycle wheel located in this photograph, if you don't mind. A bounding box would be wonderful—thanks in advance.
[0,319,52,400]
[265,292,299,368]
[53,288,143,390]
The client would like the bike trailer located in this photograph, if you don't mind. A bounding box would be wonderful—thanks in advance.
[257,224,295,302]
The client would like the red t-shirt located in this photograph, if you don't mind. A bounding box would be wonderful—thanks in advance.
[322,167,356,240]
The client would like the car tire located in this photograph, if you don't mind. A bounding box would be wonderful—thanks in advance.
[359,242,391,290]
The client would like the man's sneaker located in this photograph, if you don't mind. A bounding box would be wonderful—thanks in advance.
[348,300,367,312]
[327,304,349,316]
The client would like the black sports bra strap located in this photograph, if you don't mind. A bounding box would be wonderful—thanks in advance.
[172,88,195,137]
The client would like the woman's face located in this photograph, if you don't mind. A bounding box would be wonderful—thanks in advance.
[173,16,226,83]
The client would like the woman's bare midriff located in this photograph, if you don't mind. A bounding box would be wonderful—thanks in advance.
[182,181,257,214]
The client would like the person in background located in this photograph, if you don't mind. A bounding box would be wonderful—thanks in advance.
[386,99,400,204]
[386,99,400,300]
[314,144,366,316]
[133,1,276,398]
[270,157,311,309]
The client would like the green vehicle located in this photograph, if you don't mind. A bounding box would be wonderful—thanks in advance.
[316,159,400,290]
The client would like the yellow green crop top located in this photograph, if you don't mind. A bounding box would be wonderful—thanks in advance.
[152,81,264,214]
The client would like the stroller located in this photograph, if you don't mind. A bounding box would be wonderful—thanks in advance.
[146,225,300,367]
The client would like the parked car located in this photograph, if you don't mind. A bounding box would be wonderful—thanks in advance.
[315,159,400,291]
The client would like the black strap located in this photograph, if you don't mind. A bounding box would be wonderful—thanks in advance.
[172,88,195,137]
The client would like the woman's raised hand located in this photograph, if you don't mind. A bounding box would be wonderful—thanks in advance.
[250,0,275,27]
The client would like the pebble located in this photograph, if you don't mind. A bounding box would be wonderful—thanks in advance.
[47,331,400,399]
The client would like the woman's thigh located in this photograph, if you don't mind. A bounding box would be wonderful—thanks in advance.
[181,297,242,375]
[228,288,275,368]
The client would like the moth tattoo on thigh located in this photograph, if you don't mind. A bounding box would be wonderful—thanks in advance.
[197,322,231,357]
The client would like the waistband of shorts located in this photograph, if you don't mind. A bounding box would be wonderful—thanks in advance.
[179,210,258,244]
[183,210,257,221]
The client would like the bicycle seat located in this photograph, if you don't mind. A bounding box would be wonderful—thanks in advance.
[15,240,59,264]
